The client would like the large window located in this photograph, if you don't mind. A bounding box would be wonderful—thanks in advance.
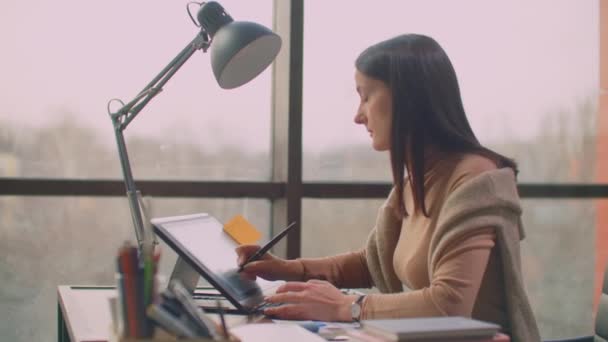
[0,0,274,181]
[302,199,385,258]
[519,199,597,337]
[302,0,599,184]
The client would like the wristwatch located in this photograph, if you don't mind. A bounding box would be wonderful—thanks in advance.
[350,295,366,322]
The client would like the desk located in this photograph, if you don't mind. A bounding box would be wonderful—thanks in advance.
[57,286,506,342]
[57,286,252,342]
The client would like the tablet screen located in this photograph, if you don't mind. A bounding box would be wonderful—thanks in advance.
[160,214,237,275]
[152,213,282,311]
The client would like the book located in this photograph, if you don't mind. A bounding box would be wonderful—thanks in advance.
[348,329,509,342]
[361,317,501,341]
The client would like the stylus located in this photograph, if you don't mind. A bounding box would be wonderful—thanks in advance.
[238,221,297,272]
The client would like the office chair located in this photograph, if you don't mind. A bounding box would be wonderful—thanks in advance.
[545,262,608,342]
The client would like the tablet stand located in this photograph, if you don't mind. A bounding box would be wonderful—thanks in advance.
[169,257,200,294]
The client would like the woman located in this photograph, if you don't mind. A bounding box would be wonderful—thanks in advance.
[236,34,540,342]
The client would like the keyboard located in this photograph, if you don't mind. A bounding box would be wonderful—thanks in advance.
[193,293,284,314]
[193,294,239,313]
[253,301,284,312]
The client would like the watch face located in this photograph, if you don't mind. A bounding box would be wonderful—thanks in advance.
[351,302,361,320]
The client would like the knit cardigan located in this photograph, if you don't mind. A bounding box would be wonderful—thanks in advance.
[365,168,541,342]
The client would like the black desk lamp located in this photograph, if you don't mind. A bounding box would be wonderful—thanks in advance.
[107,1,282,252]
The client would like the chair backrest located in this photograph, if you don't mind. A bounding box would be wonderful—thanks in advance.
[596,265,608,341]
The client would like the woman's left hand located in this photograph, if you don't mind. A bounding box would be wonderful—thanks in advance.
[262,279,358,321]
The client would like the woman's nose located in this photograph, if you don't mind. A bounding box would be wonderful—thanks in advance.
[354,111,365,124]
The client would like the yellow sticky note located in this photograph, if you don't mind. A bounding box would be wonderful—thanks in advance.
[223,215,262,245]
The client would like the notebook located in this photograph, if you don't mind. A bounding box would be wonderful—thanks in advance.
[152,213,284,315]
[348,329,509,342]
[361,316,501,341]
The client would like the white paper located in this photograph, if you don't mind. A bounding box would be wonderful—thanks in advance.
[231,323,327,342]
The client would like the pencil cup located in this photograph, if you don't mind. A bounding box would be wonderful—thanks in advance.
[116,272,162,339]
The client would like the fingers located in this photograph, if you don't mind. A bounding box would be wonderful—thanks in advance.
[265,291,308,304]
[235,244,261,265]
[274,280,330,293]
[240,260,267,273]
[275,281,311,293]
[262,280,345,321]
[240,260,283,281]
[235,244,260,256]
[264,304,308,320]
[239,270,257,281]
[266,281,317,303]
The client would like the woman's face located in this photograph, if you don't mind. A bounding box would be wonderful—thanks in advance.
[354,70,393,151]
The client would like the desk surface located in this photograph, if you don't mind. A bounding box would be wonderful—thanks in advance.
[57,286,252,342]
[57,286,506,342]
[58,286,116,342]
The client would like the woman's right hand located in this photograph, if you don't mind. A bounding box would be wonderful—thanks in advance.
[235,244,304,281]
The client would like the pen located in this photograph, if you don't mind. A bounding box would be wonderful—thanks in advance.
[238,221,297,272]
[300,321,327,333]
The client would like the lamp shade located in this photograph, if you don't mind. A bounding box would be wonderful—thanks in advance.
[198,2,282,89]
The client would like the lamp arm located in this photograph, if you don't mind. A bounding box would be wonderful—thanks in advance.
[109,31,209,251]
[116,32,210,130]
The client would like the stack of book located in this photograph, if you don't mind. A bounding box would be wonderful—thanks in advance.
[348,317,509,342]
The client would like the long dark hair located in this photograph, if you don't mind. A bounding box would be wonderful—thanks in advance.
[355,34,517,217]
